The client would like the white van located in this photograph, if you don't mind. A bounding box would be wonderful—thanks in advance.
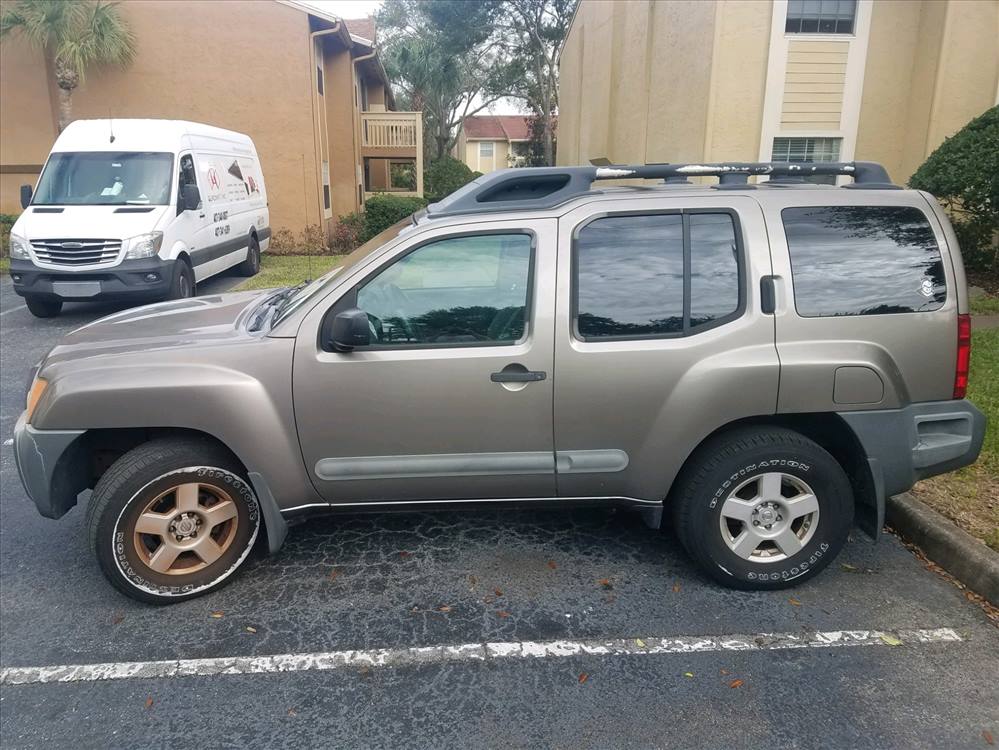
[8,119,269,317]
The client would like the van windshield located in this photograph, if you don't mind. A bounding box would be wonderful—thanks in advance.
[32,151,174,206]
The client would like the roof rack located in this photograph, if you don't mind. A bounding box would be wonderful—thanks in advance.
[425,161,898,218]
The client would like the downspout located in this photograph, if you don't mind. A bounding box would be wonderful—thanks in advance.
[352,48,378,206]
[309,21,343,228]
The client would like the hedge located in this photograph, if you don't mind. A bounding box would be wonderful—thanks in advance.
[361,194,428,242]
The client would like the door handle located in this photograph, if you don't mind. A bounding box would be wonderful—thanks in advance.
[490,369,546,383]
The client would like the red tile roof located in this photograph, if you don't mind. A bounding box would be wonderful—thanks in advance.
[344,17,376,43]
[462,115,535,141]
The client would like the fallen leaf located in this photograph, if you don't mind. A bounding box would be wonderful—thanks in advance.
[438,605,451,612]
[246,626,257,633]
[111,613,125,625]
[144,697,154,709]
[496,610,511,618]
[729,679,744,689]
[684,672,694,678]
[788,597,802,607]
[482,595,495,604]
[494,588,503,597]
[399,550,411,558]
[879,633,903,646]
[841,563,858,572]
[983,730,994,746]
[720,668,730,676]
[210,611,224,619]
[287,708,297,717]
[672,582,681,593]
[468,575,478,586]
[578,672,589,684]
[547,560,557,569]
[328,568,340,581]
[635,638,646,648]
[598,578,613,589]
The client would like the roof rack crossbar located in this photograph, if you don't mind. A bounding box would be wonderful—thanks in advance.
[425,161,896,218]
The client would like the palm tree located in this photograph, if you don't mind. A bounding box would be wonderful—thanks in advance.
[1,0,135,132]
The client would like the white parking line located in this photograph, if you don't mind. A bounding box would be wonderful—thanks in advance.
[0,304,26,317]
[0,627,962,686]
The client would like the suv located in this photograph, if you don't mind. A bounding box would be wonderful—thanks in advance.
[13,162,985,604]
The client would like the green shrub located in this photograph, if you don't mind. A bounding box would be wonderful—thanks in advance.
[909,105,998,275]
[361,194,428,242]
[0,213,18,260]
[424,156,482,203]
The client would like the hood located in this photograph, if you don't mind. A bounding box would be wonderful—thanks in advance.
[13,205,170,242]
[40,290,271,371]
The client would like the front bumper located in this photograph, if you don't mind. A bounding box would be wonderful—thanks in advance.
[9,257,177,302]
[12,412,87,519]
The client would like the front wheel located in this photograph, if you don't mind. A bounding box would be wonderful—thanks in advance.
[235,235,260,277]
[671,427,853,590]
[168,260,195,300]
[86,438,261,604]
[25,296,62,318]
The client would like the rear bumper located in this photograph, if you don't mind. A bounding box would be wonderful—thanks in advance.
[12,412,87,519]
[9,257,176,302]
[840,399,986,499]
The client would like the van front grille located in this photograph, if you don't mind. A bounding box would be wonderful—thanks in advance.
[31,238,122,266]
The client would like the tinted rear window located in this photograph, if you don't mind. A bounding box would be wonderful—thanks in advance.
[782,205,946,317]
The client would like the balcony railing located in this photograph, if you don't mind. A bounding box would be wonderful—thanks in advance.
[361,112,421,150]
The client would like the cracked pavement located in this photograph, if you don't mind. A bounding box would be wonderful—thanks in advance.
[1,277,997,749]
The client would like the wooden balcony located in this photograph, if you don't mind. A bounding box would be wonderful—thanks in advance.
[361,111,422,158]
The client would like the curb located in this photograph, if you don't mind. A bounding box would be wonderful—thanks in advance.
[887,493,999,605]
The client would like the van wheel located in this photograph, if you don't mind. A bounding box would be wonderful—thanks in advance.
[168,259,195,300]
[236,235,260,277]
[86,438,261,604]
[25,296,63,318]
[671,427,853,590]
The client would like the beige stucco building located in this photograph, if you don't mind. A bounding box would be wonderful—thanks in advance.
[454,115,534,173]
[557,0,999,184]
[0,0,422,233]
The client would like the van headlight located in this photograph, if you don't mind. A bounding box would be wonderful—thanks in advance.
[9,233,32,260]
[123,231,163,259]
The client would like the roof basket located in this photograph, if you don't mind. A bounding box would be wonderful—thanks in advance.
[425,161,898,218]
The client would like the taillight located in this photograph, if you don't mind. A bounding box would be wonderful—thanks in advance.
[953,313,971,399]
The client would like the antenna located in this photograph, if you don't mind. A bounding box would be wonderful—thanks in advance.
[108,111,115,144]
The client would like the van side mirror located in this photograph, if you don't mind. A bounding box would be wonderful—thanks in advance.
[325,308,371,351]
[181,183,201,211]
[20,184,32,209]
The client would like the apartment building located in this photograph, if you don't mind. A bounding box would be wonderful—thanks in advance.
[557,0,999,183]
[0,0,422,233]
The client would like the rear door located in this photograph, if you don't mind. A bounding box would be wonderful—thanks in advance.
[761,191,957,412]
[553,195,779,503]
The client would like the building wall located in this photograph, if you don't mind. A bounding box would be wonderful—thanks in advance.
[324,44,360,220]
[463,140,510,173]
[559,0,999,184]
[0,0,322,231]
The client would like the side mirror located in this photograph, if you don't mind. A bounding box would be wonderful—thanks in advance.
[326,308,371,351]
[20,184,32,209]
[181,183,201,211]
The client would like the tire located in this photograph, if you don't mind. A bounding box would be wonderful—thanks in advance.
[168,259,195,300]
[25,296,62,318]
[86,438,261,604]
[235,235,260,277]
[671,426,853,590]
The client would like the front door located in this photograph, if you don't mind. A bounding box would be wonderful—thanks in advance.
[293,218,558,505]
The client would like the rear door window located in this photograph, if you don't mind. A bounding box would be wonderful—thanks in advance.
[782,205,946,317]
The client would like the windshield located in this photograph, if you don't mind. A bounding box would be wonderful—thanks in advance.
[272,216,416,324]
[32,151,174,206]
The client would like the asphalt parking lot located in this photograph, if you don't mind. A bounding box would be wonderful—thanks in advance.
[1,276,997,749]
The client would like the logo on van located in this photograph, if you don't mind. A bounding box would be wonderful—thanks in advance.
[207,167,222,193]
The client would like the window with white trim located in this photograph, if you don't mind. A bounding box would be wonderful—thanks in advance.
[479,141,494,158]
[772,137,842,184]
[785,0,856,34]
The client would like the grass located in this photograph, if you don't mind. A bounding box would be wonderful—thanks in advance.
[234,253,341,292]
[912,327,999,551]
[971,293,999,315]
[0,257,8,274]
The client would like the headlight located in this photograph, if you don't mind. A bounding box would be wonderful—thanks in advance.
[9,233,31,260]
[25,376,48,424]
[123,231,163,259]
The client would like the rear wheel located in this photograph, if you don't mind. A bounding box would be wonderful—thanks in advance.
[86,438,261,604]
[25,296,62,318]
[671,427,853,590]
[235,235,260,277]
